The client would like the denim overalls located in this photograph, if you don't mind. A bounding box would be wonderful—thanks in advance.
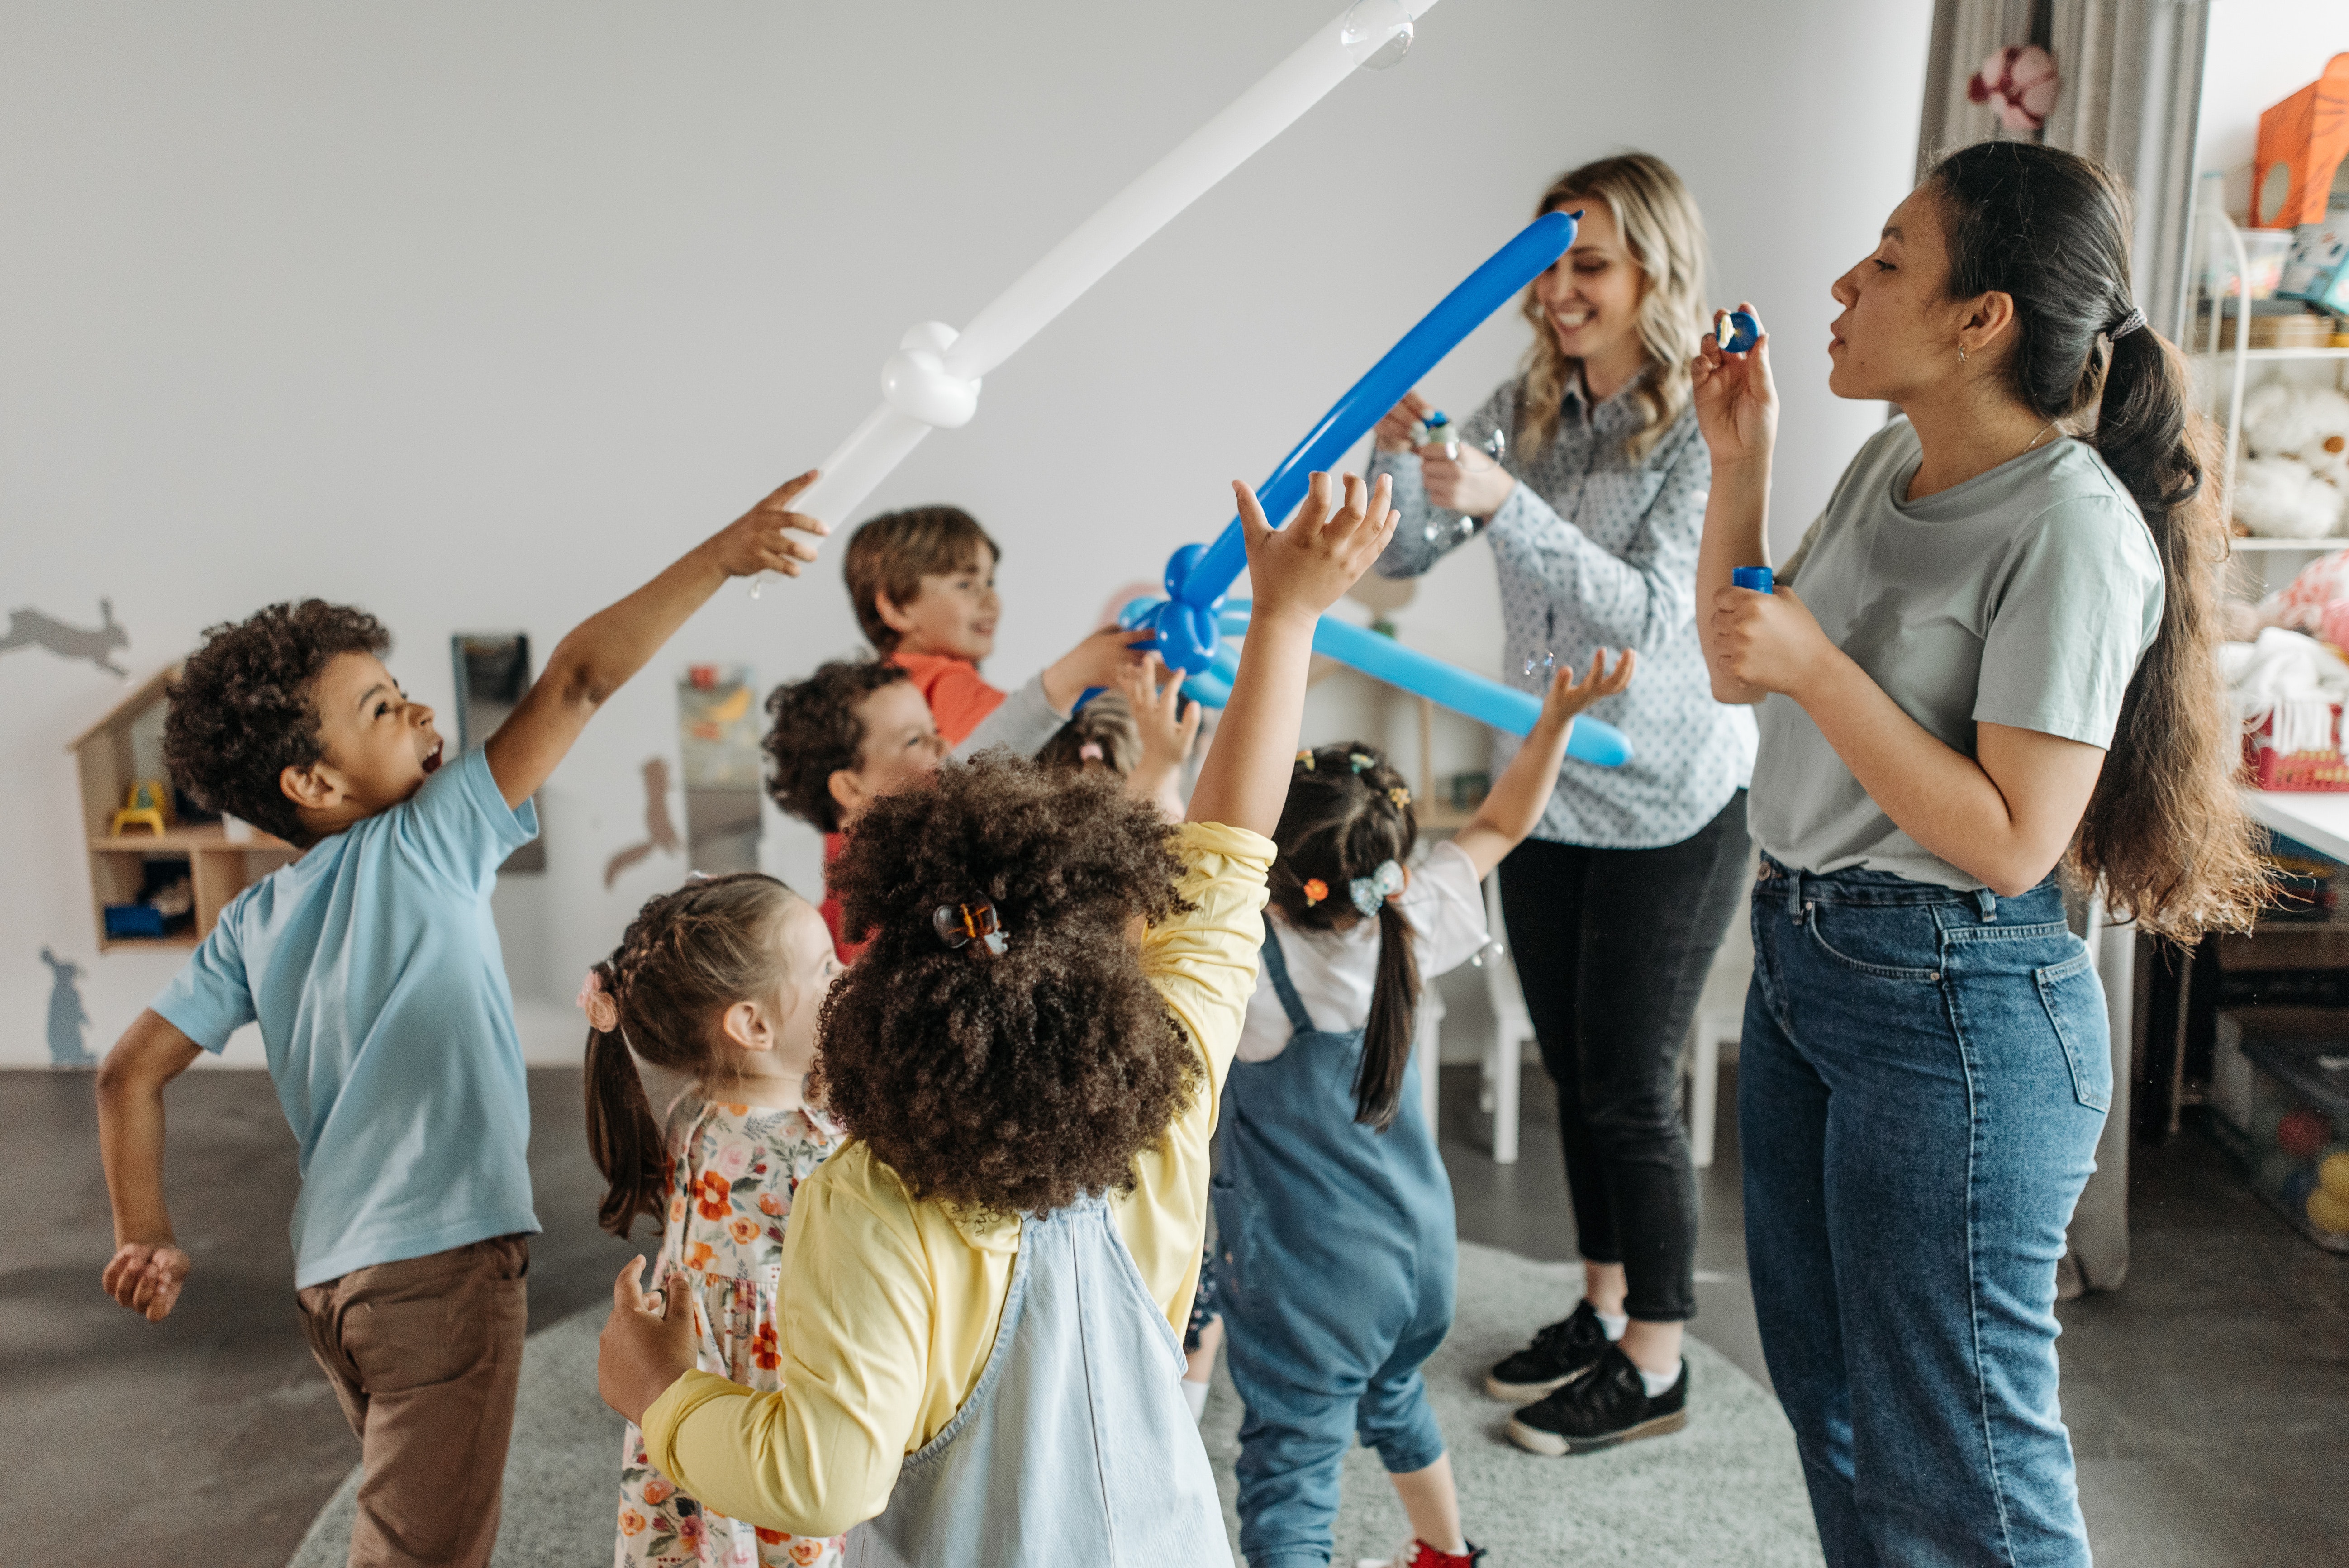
[844,1196,1229,1568]
[1741,855,2107,1568]
[1212,927,1457,1568]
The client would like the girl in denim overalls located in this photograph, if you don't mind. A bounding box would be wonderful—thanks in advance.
[1217,653,1631,1568]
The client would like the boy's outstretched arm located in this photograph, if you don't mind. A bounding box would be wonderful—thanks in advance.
[484,472,825,808]
[1452,650,1636,880]
[95,1010,204,1321]
[1188,472,1397,838]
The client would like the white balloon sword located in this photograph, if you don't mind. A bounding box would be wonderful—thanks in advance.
[753,0,1435,591]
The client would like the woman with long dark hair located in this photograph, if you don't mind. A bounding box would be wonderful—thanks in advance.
[1694,140,2263,1565]
[1370,153,1755,1455]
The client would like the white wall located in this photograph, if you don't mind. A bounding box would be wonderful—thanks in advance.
[2198,2,2349,219]
[0,0,1932,1067]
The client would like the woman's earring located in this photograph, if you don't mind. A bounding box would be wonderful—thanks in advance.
[1958,342,1969,364]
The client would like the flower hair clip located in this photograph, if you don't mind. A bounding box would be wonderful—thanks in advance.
[1349,752,1375,774]
[933,900,1008,956]
[1302,878,1330,906]
[1349,859,1404,917]
[575,968,620,1034]
[1388,785,1412,809]
[1296,750,1316,770]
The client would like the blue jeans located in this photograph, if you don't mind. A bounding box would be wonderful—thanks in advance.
[1742,858,2107,1568]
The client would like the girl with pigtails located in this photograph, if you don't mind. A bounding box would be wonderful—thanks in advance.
[1215,650,1631,1568]
[1693,140,2265,1567]
[579,872,848,1568]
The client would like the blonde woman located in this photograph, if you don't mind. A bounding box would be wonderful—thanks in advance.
[1370,152,1753,1454]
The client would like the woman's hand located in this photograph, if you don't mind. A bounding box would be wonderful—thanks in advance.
[599,1258,697,1425]
[1421,445,1516,518]
[1710,584,1837,698]
[1373,390,1435,454]
[1690,304,1778,471]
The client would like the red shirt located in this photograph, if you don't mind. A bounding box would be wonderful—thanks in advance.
[888,649,1003,748]
[818,831,867,966]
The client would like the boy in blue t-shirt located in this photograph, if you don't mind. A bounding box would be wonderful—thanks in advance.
[95,471,827,1568]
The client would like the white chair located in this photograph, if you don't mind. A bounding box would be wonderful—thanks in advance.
[1480,874,1532,1164]
[1478,871,1746,1169]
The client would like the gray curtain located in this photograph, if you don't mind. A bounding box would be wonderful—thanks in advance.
[1916,0,2210,338]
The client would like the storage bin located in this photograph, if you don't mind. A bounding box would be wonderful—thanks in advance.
[2205,226,2297,301]
[2244,703,2349,790]
[2211,1007,2349,1252]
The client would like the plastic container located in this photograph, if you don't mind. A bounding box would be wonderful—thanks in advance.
[2210,1008,2349,1253]
[2245,703,2349,790]
[2205,225,2296,301]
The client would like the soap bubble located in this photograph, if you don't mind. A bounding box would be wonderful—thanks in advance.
[1423,515,1478,545]
[1522,649,1557,679]
[1341,0,1414,69]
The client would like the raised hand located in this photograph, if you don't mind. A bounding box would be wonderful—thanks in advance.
[1540,648,1636,727]
[710,470,829,580]
[1236,471,1399,628]
[1690,303,1778,470]
[101,1240,191,1322]
[599,1257,698,1424]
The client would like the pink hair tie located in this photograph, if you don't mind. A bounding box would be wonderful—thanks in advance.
[1079,741,1105,762]
[576,969,620,1034]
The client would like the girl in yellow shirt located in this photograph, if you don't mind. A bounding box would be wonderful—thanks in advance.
[598,471,1401,1565]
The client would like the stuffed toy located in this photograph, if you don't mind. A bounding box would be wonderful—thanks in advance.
[2235,376,2349,537]
[2236,454,2347,538]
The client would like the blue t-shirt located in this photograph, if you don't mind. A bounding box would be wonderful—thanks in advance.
[154,747,542,1287]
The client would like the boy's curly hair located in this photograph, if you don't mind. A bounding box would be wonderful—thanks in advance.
[810,752,1197,1216]
[762,660,911,833]
[843,505,1000,654]
[163,600,391,845]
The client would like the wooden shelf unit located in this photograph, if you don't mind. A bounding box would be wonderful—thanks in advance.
[68,666,297,952]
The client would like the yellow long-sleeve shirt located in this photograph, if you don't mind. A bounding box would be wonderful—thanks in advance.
[639,821,1272,1537]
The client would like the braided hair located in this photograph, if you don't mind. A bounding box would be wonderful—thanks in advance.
[1269,742,1421,1130]
[582,872,805,1238]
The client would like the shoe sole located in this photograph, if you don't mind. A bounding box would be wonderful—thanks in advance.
[1505,1406,1688,1456]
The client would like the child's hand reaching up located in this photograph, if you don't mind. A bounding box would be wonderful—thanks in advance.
[1121,654,1201,820]
[710,470,830,580]
[1454,649,1636,881]
[1188,472,1397,839]
[1042,624,1151,713]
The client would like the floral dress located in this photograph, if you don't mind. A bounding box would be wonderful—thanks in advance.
[616,1098,846,1568]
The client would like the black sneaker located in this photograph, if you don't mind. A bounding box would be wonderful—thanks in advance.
[1484,1300,1614,1401]
[1505,1344,1688,1455]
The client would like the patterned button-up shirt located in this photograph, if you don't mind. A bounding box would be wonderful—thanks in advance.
[1370,373,1755,849]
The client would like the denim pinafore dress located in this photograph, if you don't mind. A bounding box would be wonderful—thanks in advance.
[1212,927,1457,1564]
[843,1196,1230,1568]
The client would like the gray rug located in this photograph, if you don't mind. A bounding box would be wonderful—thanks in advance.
[291,1241,1821,1566]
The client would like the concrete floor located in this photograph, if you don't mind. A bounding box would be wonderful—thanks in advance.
[6,1060,2344,1567]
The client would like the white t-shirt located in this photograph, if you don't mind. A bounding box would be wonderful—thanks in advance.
[1236,839,1491,1063]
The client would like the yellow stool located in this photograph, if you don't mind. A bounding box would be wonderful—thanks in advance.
[109,779,174,837]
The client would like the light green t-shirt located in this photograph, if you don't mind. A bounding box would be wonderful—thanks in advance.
[1750,416,2164,890]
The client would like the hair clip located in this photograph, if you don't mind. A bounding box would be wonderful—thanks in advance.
[1349,752,1375,774]
[1388,785,1412,809]
[1349,859,1404,917]
[1079,741,1105,762]
[575,968,620,1033]
[933,900,1008,955]
[1302,878,1329,906]
[1296,750,1316,770]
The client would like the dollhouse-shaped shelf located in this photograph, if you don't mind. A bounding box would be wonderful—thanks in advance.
[68,665,297,951]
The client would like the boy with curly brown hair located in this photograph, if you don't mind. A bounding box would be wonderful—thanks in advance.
[598,472,1396,1564]
[95,473,829,1568]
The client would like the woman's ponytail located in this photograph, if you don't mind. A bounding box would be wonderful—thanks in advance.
[1931,141,2267,940]
[1354,898,1422,1130]
[584,988,667,1240]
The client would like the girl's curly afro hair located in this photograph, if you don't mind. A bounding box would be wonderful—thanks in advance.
[811,752,1197,1217]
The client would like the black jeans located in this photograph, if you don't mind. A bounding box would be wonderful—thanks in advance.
[1498,790,1750,1322]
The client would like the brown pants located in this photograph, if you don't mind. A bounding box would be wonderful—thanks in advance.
[297,1235,530,1568]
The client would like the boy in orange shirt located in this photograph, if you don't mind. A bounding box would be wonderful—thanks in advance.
[843,505,1138,751]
